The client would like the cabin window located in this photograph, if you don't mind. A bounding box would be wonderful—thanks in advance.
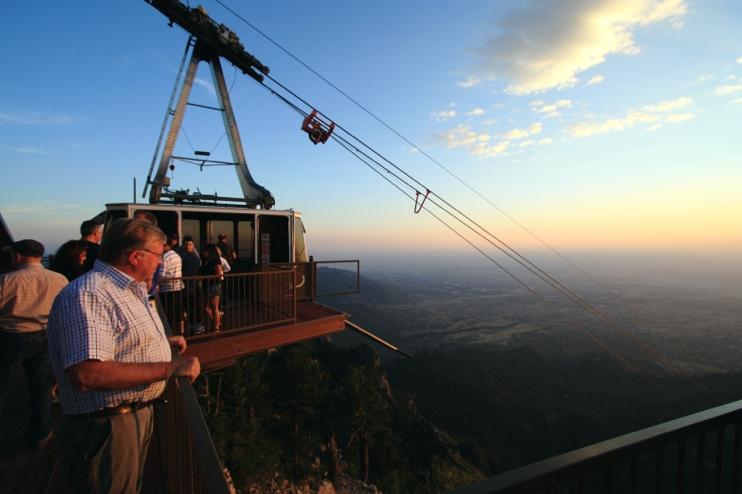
[182,219,201,250]
[294,217,308,263]
[103,210,127,232]
[209,220,233,245]
[134,209,179,239]
[257,215,289,264]
[237,220,255,261]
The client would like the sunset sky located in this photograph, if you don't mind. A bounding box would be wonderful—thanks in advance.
[1,0,740,262]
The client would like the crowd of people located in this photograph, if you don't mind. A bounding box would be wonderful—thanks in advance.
[0,216,245,492]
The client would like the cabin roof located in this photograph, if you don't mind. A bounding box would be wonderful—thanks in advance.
[106,202,301,217]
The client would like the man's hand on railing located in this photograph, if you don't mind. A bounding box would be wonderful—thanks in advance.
[169,355,201,383]
[168,335,187,354]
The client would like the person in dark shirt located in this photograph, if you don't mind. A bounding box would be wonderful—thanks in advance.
[177,236,201,277]
[79,219,102,272]
[50,240,88,281]
[199,244,224,332]
[216,233,236,268]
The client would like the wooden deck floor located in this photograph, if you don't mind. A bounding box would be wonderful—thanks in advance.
[184,301,348,371]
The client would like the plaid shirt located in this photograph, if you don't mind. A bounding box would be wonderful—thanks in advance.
[47,260,172,414]
[0,263,68,333]
[158,250,184,292]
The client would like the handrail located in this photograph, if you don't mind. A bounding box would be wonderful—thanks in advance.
[314,260,360,298]
[155,300,232,494]
[269,259,360,300]
[174,376,231,494]
[449,399,742,493]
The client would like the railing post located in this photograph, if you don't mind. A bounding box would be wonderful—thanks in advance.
[715,426,725,494]
[733,421,741,493]
[677,438,686,494]
[697,432,706,494]
[655,448,664,494]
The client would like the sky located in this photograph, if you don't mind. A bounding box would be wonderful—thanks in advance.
[1,0,741,265]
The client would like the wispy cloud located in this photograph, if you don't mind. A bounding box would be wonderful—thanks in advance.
[1,201,86,215]
[466,108,486,116]
[0,144,48,155]
[531,99,572,118]
[0,111,81,126]
[714,84,742,95]
[431,103,457,122]
[694,74,714,85]
[152,50,215,96]
[737,56,742,64]
[570,96,694,137]
[586,75,605,86]
[465,0,686,95]
[664,113,695,123]
[436,121,543,158]
[456,76,482,88]
[194,77,216,96]
[643,96,692,112]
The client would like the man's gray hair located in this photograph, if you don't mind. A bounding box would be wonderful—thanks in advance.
[100,218,166,264]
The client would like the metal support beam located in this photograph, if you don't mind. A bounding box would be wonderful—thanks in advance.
[148,40,274,208]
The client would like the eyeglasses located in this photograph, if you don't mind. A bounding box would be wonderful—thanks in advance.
[138,248,164,259]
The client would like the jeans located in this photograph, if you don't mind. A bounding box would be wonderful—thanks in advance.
[0,330,53,440]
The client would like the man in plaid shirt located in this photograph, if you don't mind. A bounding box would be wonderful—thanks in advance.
[48,218,200,493]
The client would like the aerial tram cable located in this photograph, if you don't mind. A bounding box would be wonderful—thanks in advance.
[213,0,620,300]
[331,129,709,397]
[256,79,709,397]
[250,73,710,395]
[330,133,677,398]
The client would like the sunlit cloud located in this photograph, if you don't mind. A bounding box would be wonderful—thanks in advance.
[465,0,686,95]
[737,56,742,64]
[531,99,572,118]
[437,121,543,158]
[643,96,692,112]
[467,108,486,116]
[586,75,605,86]
[733,98,742,104]
[0,144,48,155]
[664,113,695,123]
[714,84,742,95]
[570,96,693,137]
[537,138,554,145]
[0,111,81,126]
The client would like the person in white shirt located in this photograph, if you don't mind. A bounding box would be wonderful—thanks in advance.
[158,238,184,334]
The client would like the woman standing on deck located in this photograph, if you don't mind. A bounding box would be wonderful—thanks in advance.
[200,244,223,332]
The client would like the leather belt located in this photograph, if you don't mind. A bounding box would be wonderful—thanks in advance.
[66,401,154,420]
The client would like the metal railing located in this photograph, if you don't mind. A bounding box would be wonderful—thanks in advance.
[271,259,360,301]
[158,269,297,338]
[313,260,360,298]
[450,400,742,494]
[146,300,232,494]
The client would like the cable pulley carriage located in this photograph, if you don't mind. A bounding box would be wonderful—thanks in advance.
[301,109,335,145]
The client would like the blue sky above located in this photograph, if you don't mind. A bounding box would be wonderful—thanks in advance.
[1,0,740,260]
